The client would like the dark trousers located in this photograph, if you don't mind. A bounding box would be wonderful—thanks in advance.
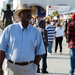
[41,49,47,72]
[55,37,63,52]
[69,48,75,74]
[37,44,47,72]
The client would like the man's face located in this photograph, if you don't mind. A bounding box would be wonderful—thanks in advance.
[19,10,32,21]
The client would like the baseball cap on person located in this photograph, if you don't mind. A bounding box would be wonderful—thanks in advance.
[72,13,75,20]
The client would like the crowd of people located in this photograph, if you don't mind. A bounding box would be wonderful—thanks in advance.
[0,3,75,75]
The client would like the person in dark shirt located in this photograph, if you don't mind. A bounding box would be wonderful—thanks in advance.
[64,20,68,41]
[2,4,13,29]
[37,20,48,73]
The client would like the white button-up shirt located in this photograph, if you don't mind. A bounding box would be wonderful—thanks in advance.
[0,22,46,62]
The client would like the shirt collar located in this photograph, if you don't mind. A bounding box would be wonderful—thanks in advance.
[19,22,30,31]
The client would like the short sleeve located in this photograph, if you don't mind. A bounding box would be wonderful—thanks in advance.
[0,27,10,52]
[35,31,46,55]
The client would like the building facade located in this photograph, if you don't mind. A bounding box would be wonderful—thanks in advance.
[12,0,75,17]
[13,0,75,10]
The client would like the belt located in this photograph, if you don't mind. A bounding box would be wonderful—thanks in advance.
[8,60,33,66]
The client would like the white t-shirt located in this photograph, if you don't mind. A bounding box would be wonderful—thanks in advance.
[55,27,64,37]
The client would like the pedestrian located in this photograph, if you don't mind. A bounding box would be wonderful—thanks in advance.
[45,20,56,55]
[0,4,46,75]
[2,3,13,29]
[54,23,64,54]
[64,20,68,41]
[37,20,48,73]
[67,13,75,75]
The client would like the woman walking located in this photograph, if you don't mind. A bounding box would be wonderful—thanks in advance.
[54,23,64,54]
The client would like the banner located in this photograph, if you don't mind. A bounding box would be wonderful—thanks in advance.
[46,6,71,16]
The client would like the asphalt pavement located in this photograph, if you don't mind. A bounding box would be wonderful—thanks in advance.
[37,35,71,75]
[0,29,75,75]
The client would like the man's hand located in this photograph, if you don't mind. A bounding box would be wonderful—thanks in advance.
[34,55,41,66]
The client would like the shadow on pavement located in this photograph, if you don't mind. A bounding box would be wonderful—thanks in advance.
[50,73,69,75]
[37,72,70,75]
[47,56,69,59]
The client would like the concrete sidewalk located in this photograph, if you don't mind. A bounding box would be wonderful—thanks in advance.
[37,37,75,75]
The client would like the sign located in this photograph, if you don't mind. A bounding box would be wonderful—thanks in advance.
[53,11,58,16]
[46,6,71,16]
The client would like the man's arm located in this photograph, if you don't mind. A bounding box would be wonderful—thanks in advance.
[67,24,71,42]
[0,50,5,75]
[34,55,41,66]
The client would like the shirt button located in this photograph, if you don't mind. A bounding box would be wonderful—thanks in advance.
[21,56,22,57]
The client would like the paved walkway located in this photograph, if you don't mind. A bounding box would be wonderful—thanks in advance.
[0,29,75,75]
[37,37,75,75]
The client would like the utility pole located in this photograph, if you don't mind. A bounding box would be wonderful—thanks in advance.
[70,0,71,7]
